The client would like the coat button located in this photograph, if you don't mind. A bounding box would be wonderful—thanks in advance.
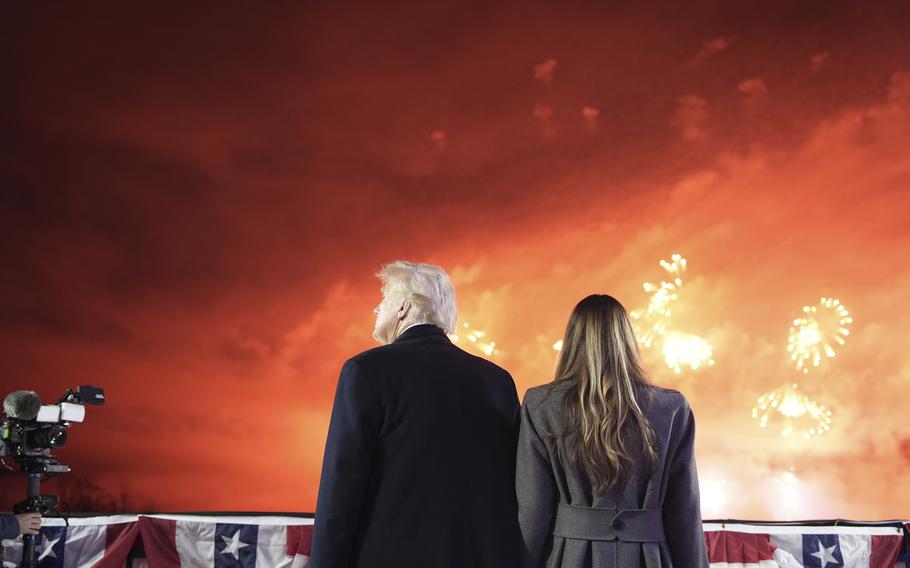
[611,518,624,531]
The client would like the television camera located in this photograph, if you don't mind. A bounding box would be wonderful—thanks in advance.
[0,386,104,568]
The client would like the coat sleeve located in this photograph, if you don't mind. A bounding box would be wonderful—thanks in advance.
[310,358,383,568]
[515,393,557,568]
[662,397,710,568]
[0,514,20,540]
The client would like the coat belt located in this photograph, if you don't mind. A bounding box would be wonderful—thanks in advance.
[553,504,665,542]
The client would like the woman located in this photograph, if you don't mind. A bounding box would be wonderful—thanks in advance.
[516,294,708,568]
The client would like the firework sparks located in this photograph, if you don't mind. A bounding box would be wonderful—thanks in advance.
[751,382,833,439]
[787,297,853,374]
[662,332,715,373]
[449,321,497,356]
[630,253,687,348]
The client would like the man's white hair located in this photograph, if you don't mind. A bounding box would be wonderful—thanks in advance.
[376,260,457,334]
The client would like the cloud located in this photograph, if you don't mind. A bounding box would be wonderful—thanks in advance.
[430,129,447,149]
[533,57,558,83]
[738,78,768,114]
[532,102,555,136]
[670,95,709,141]
[886,70,910,103]
[898,434,910,466]
[737,77,768,97]
[581,106,600,129]
[274,281,370,396]
[682,36,733,68]
[810,51,830,71]
[220,330,272,363]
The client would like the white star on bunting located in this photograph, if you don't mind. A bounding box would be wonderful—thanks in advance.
[38,536,61,561]
[220,530,250,560]
[810,539,840,568]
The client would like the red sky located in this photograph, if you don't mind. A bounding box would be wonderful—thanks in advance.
[1,0,909,520]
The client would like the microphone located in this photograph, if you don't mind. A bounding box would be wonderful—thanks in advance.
[3,390,42,420]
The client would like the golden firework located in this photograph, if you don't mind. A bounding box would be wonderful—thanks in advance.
[751,382,833,439]
[449,321,497,356]
[662,332,715,374]
[786,297,853,374]
[630,253,687,348]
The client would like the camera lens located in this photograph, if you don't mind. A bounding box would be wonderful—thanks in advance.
[25,425,68,448]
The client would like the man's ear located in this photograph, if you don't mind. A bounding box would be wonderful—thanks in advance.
[398,301,411,320]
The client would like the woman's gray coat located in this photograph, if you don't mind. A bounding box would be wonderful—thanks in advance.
[516,381,709,568]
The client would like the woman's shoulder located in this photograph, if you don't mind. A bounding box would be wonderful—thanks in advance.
[643,384,691,408]
[522,380,690,412]
[654,384,691,401]
[522,380,573,409]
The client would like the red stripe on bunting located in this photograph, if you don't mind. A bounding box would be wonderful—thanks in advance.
[286,524,314,557]
[705,530,775,564]
[137,516,180,568]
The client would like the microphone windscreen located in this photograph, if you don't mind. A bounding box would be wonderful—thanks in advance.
[3,390,42,420]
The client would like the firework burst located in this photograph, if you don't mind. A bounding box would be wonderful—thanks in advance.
[787,297,852,374]
[662,332,715,374]
[751,382,833,439]
[630,253,687,348]
[449,321,497,356]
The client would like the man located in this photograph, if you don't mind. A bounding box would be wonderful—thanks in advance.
[310,260,521,568]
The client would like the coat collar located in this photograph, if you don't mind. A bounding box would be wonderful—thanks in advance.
[392,323,450,344]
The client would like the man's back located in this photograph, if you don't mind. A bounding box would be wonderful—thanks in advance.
[311,323,522,568]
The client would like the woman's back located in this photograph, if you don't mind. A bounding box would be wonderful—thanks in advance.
[516,379,709,568]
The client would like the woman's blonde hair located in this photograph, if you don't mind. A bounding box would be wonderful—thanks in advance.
[551,294,659,495]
